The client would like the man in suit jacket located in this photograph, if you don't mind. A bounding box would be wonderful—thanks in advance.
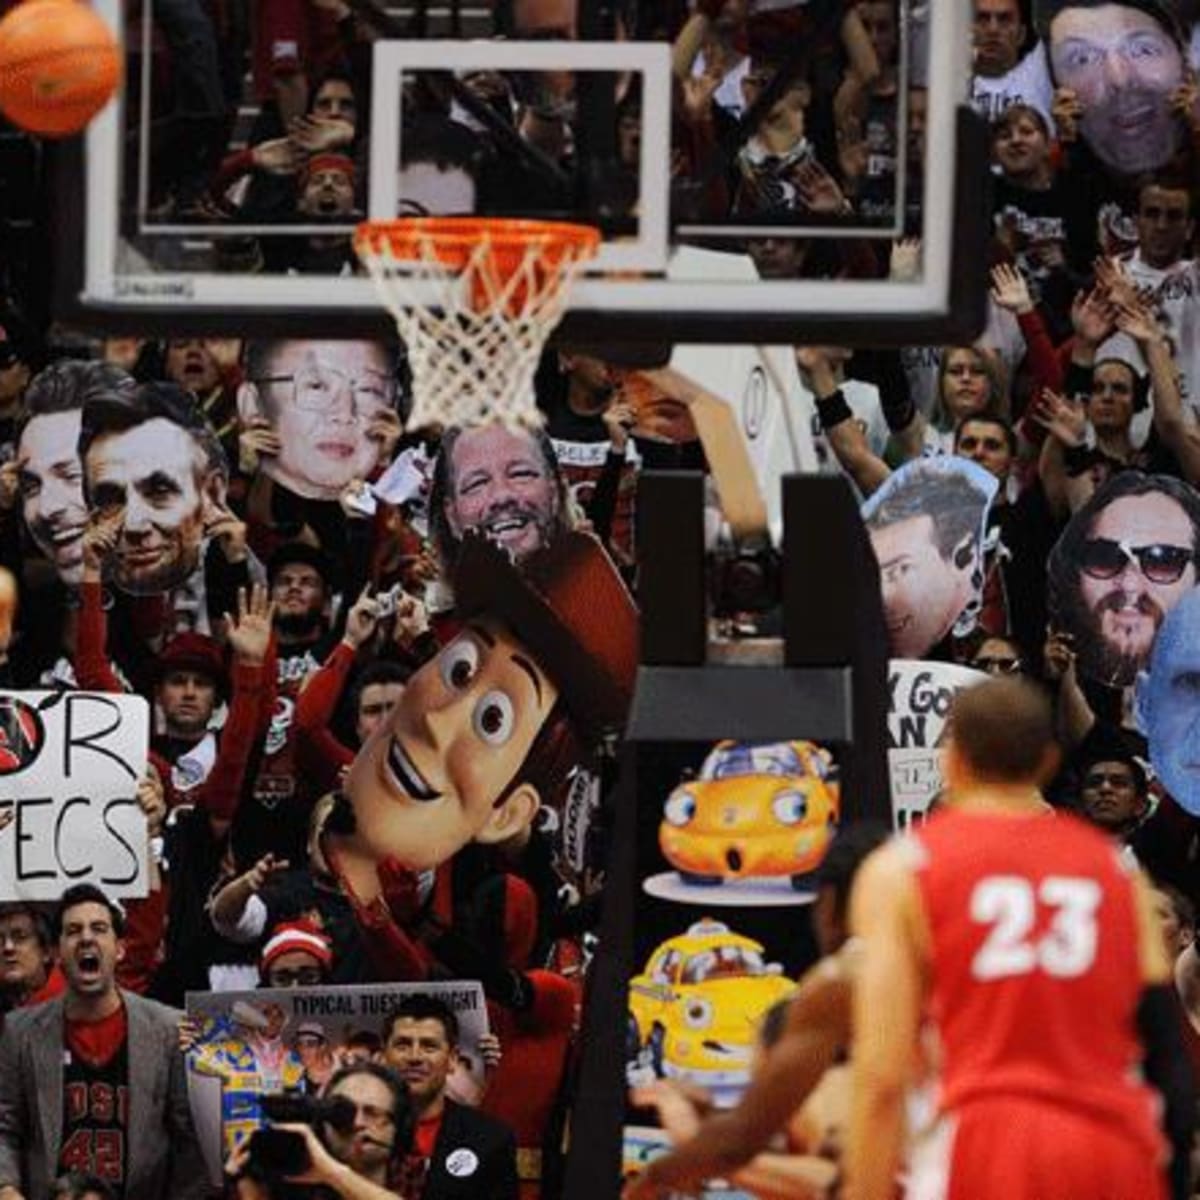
[382,996,517,1200]
[0,883,207,1200]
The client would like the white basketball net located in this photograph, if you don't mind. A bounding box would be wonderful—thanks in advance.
[356,222,598,432]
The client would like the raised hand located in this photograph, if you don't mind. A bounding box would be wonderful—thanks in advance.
[250,137,300,176]
[1114,297,1164,347]
[203,501,248,564]
[225,583,275,666]
[366,406,404,461]
[1070,287,1116,346]
[1042,627,1077,685]
[82,512,123,579]
[1171,78,1200,134]
[392,592,430,647]
[793,158,850,215]
[238,416,281,473]
[1093,256,1140,310]
[989,262,1034,315]
[1051,87,1082,144]
[244,852,290,893]
[287,114,354,154]
[0,460,19,513]
[1030,389,1088,448]
[343,584,380,650]
[602,399,637,453]
[889,236,922,282]
[137,767,167,838]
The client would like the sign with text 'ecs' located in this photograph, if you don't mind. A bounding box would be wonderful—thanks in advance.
[0,691,150,901]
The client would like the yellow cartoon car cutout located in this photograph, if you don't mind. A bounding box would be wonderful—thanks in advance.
[659,740,840,889]
[627,919,796,1103]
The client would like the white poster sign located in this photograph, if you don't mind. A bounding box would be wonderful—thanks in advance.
[0,690,149,900]
[888,660,987,829]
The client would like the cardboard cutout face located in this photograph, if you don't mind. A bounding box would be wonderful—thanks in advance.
[1137,585,1200,814]
[1046,1,1185,175]
[83,416,225,596]
[17,409,88,587]
[343,619,560,874]
[862,458,998,659]
[240,341,396,501]
[1049,474,1200,687]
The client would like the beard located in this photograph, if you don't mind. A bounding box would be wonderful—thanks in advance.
[1079,588,1164,688]
[275,609,325,639]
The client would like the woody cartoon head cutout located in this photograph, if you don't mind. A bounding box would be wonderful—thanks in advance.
[328,529,638,904]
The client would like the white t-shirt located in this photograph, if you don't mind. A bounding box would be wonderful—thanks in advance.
[970,42,1054,129]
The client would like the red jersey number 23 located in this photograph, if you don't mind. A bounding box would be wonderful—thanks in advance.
[970,875,1101,981]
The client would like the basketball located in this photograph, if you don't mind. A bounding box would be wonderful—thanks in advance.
[0,0,121,138]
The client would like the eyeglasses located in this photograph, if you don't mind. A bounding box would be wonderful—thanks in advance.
[1079,537,1194,585]
[253,362,395,418]
[1083,771,1135,789]
[0,927,34,948]
[266,967,326,987]
[972,655,1022,675]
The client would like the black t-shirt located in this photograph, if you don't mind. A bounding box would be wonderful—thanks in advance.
[59,1021,130,1196]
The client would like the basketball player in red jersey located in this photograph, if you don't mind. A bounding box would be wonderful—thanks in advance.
[845,678,1194,1200]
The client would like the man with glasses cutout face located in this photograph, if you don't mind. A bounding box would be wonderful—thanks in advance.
[1049,471,1200,687]
[238,341,401,504]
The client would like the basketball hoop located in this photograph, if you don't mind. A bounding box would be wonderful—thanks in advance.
[354,217,600,432]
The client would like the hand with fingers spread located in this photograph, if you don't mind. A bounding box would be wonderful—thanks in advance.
[1070,287,1116,347]
[287,114,354,154]
[1092,257,1140,311]
[238,416,282,474]
[225,583,275,666]
[343,584,381,651]
[793,159,850,216]
[250,137,300,176]
[1114,297,1165,348]
[989,262,1034,315]
[1031,389,1088,448]
[204,501,248,564]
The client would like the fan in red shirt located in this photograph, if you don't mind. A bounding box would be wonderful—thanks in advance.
[846,677,1194,1200]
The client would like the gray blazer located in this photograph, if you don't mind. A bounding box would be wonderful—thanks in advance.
[0,989,209,1200]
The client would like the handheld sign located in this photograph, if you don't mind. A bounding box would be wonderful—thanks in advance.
[0,690,150,900]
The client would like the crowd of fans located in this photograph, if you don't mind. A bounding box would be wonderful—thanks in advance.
[1,0,1200,1198]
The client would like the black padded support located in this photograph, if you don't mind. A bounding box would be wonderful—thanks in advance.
[783,474,890,824]
[635,471,707,668]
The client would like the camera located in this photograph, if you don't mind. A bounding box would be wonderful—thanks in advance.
[246,1093,357,1177]
[375,583,404,619]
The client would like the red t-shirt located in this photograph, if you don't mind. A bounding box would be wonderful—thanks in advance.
[913,809,1163,1159]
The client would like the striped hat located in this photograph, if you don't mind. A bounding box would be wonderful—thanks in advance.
[260,918,333,973]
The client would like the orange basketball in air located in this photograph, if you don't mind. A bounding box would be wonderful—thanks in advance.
[0,0,121,137]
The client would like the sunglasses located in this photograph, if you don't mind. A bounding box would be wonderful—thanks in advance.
[1079,537,1194,585]
[972,655,1022,675]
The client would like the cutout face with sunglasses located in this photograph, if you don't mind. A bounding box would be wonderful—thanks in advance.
[1056,485,1199,686]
